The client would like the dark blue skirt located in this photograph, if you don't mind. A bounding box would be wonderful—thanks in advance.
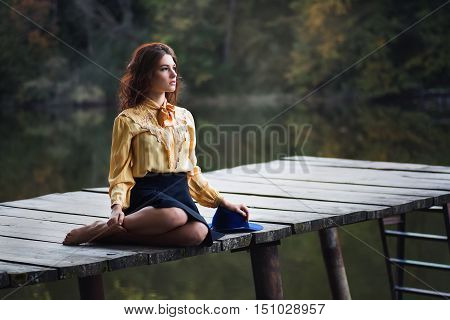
[122,171,223,247]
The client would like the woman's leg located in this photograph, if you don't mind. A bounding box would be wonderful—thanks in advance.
[63,206,190,245]
[122,206,188,235]
[63,220,120,245]
[97,220,209,247]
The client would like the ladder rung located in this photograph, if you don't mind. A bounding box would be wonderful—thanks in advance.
[384,230,448,241]
[395,286,450,298]
[389,258,450,270]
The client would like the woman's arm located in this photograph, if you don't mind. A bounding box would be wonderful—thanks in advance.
[185,110,249,219]
[108,115,135,212]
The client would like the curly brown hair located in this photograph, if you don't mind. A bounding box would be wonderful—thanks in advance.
[118,42,182,112]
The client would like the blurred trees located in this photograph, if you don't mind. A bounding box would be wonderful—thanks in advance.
[0,0,448,110]
[288,0,450,97]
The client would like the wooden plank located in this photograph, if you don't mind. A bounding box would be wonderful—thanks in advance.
[87,179,450,206]
[0,194,294,248]
[83,243,188,266]
[84,187,366,230]
[85,186,401,223]
[199,206,338,234]
[0,236,148,279]
[201,177,435,208]
[0,261,58,288]
[0,208,223,256]
[0,213,290,256]
[283,156,450,174]
[265,160,450,185]
[206,222,291,251]
[0,192,111,218]
[0,215,89,243]
[211,162,450,191]
[202,173,450,204]
[278,159,450,181]
[0,205,291,251]
[0,211,287,251]
[0,192,111,219]
[0,206,105,225]
[249,222,292,245]
[7,182,433,235]
[0,190,390,222]
[0,214,221,264]
[201,193,392,221]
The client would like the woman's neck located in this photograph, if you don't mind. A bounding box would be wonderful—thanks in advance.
[147,91,166,106]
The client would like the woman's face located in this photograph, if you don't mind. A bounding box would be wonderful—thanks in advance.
[150,54,177,93]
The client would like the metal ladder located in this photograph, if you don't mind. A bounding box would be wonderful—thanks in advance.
[378,204,450,299]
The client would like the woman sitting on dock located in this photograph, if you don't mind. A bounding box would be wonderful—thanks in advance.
[63,42,249,247]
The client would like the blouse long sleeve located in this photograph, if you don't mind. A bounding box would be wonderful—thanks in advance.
[186,111,225,208]
[108,115,135,210]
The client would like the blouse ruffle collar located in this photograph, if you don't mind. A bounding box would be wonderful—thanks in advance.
[119,101,190,170]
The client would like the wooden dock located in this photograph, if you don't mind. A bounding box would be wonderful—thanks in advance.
[1,156,449,299]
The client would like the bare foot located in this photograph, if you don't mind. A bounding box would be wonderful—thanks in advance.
[63,221,110,245]
[93,224,130,244]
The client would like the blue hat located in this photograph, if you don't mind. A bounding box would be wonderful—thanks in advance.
[208,206,263,233]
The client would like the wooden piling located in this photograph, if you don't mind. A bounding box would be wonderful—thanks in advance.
[250,240,284,299]
[78,274,105,300]
[318,227,351,299]
[443,203,450,253]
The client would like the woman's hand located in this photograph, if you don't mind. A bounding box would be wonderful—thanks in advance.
[108,204,125,227]
[220,198,250,221]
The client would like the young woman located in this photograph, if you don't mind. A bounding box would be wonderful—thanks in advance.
[63,42,249,247]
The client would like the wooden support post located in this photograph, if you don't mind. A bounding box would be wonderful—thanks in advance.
[78,274,105,300]
[443,203,450,253]
[250,240,284,299]
[395,214,406,299]
[378,219,396,299]
[318,227,351,299]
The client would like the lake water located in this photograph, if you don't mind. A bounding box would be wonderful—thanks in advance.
[1,98,449,299]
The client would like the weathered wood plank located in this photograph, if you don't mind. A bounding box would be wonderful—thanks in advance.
[0,192,111,218]
[251,159,450,186]
[1,190,390,223]
[3,180,436,251]
[249,222,292,245]
[0,261,58,288]
[208,222,291,251]
[201,178,435,208]
[87,179,450,207]
[0,236,147,279]
[211,163,450,191]
[199,206,337,234]
[0,214,221,263]
[203,193,391,219]
[0,213,290,256]
[0,215,89,243]
[79,190,396,223]
[0,206,105,225]
[83,188,366,230]
[202,174,450,205]
[278,159,450,181]
[283,156,450,174]
[0,211,290,254]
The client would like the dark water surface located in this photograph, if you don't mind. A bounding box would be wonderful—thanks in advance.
[1,99,449,299]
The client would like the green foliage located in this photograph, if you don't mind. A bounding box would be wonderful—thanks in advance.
[0,0,448,107]
[288,0,450,96]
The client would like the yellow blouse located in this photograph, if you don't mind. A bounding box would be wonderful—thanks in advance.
[108,98,225,210]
